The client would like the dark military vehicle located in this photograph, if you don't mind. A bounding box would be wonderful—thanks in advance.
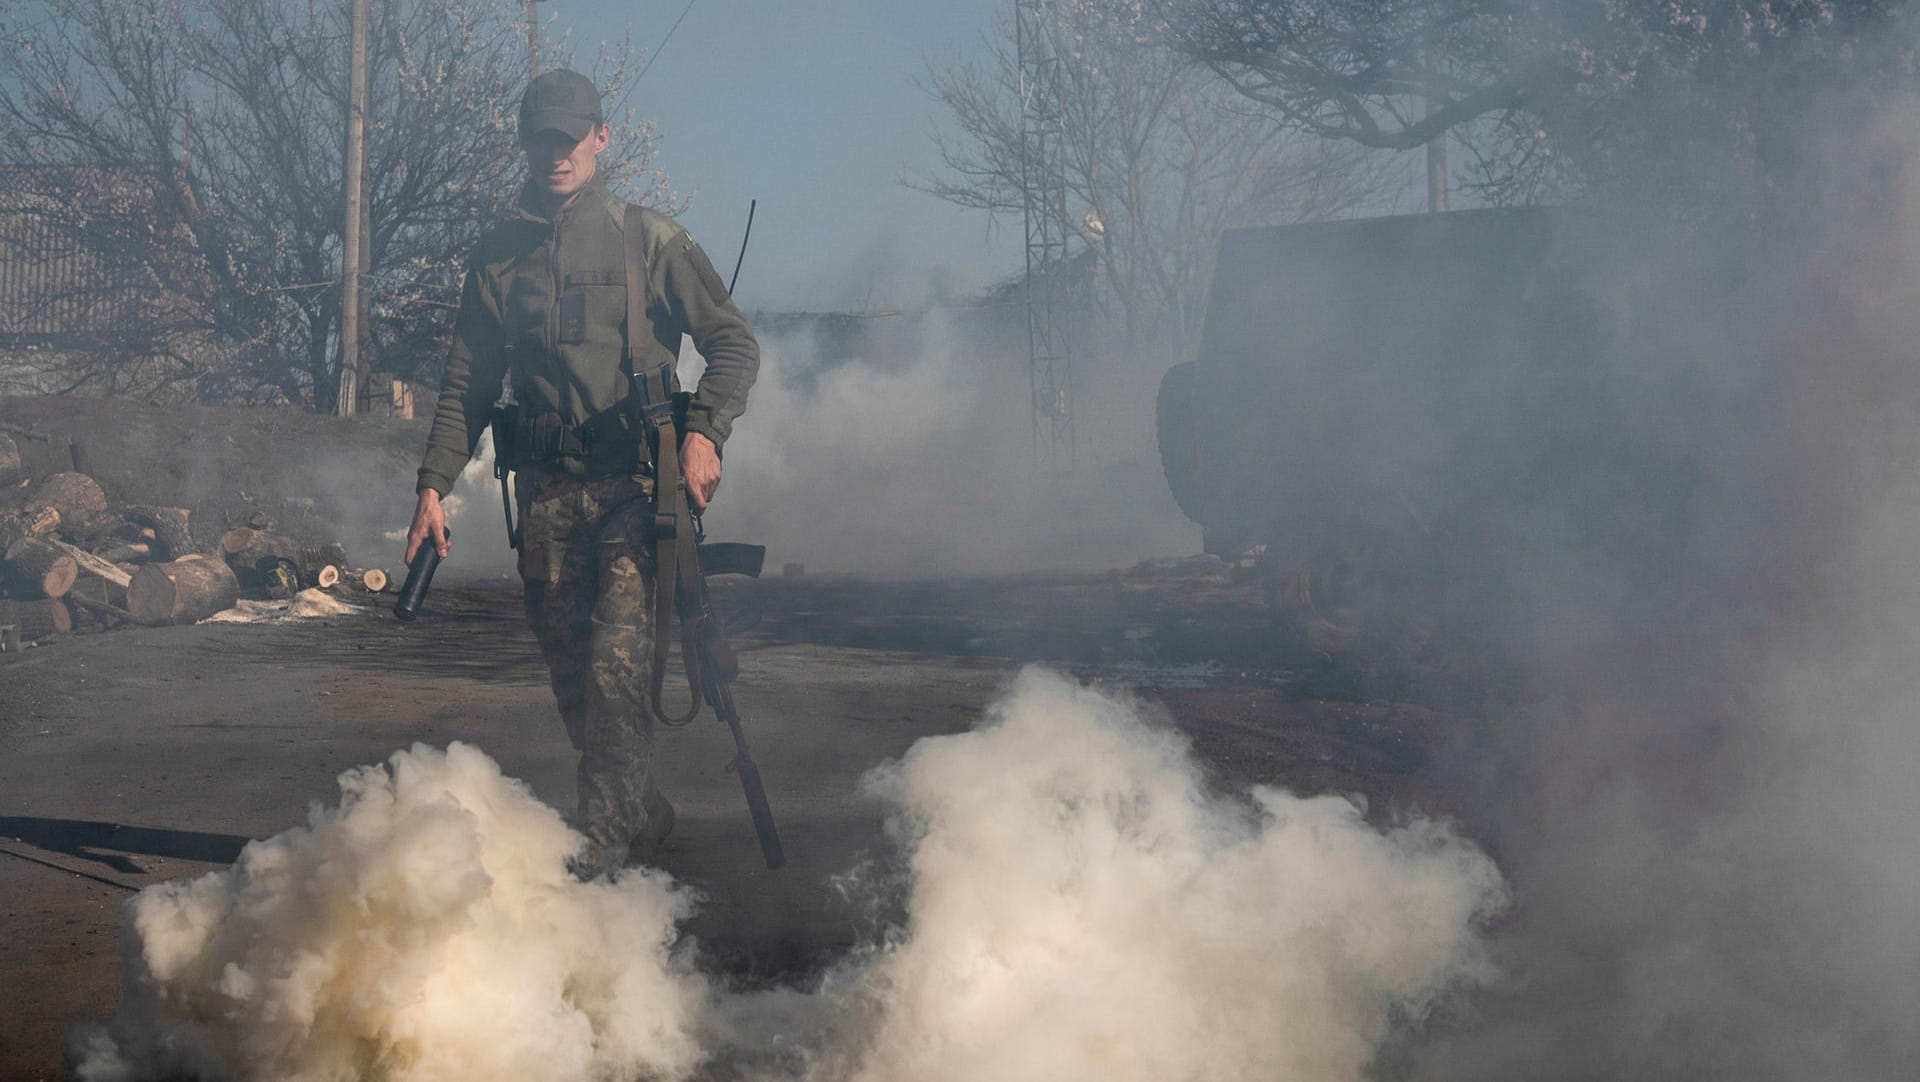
[1157,207,1614,660]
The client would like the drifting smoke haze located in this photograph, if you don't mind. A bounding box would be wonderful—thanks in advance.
[1400,88,1920,1080]
[407,433,524,579]
[47,9,1920,1080]
[712,316,1199,576]
[398,314,1197,579]
[73,671,1503,1081]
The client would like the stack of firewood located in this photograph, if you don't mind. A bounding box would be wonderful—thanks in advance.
[0,431,388,646]
[217,512,388,599]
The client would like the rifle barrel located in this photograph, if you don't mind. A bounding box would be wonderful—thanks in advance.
[704,663,785,869]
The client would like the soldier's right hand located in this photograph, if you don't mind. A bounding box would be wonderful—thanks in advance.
[406,489,451,564]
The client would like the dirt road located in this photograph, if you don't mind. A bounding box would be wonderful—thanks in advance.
[0,567,1465,1080]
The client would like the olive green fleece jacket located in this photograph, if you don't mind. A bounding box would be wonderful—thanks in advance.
[417,176,759,496]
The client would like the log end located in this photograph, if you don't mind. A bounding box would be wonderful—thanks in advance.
[42,557,78,599]
[126,563,180,626]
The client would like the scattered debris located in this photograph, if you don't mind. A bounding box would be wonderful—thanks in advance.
[203,588,360,624]
[0,433,19,486]
[0,468,391,643]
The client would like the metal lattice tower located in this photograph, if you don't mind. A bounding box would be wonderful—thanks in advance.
[1016,0,1072,458]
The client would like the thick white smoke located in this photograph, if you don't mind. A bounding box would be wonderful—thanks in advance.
[782,669,1506,1082]
[74,671,1503,1082]
[71,742,708,1082]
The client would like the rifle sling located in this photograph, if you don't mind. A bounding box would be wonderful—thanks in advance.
[627,204,705,727]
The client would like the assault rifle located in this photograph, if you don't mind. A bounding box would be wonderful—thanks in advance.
[673,531,785,870]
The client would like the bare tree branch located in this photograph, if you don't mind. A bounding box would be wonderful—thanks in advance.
[0,0,678,408]
[917,1,1395,352]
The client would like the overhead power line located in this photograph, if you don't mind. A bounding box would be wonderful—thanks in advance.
[604,0,703,119]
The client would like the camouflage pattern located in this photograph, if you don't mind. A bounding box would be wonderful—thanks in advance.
[515,466,673,873]
[415,170,759,873]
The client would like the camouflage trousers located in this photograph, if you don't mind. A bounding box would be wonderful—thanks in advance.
[515,467,673,869]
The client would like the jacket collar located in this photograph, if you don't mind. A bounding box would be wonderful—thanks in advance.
[515,172,612,226]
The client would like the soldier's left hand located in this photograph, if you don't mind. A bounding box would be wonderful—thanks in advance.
[682,431,721,510]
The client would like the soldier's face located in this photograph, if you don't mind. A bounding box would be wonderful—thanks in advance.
[522,125,609,201]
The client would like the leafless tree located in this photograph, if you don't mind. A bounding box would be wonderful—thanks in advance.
[919,0,1395,352]
[1152,0,1904,206]
[0,0,677,410]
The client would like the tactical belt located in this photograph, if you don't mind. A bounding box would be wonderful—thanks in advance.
[510,409,643,471]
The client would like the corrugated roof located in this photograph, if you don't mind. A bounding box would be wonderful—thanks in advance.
[0,166,183,343]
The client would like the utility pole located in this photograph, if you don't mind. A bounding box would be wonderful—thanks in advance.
[1425,50,1448,213]
[525,0,540,82]
[1425,124,1447,212]
[1016,0,1073,462]
[337,0,371,415]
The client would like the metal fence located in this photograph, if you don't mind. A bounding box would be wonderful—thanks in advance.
[0,168,162,345]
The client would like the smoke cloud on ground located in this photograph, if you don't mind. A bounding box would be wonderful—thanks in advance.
[73,670,1503,1082]
[70,742,707,1082]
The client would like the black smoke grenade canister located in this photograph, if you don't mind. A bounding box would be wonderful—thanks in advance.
[394,529,447,621]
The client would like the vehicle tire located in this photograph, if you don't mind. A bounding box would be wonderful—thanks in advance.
[1156,361,1204,523]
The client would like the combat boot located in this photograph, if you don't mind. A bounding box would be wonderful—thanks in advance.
[624,783,676,867]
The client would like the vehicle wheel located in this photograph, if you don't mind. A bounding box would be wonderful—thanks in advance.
[1156,361,1204,522]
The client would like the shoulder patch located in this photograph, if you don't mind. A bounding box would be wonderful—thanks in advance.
[680,234,731,301]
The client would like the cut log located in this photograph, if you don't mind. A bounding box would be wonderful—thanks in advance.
[25,473,107,531]
[304,541,349,570]
[220,527,304,567]
[219,527,305,589]
[0,598,73,640]
[97,542,153,564]
[64,573,128,611]
[0,433,18,486]
[315,564,341,590]
[127,555,240,625]
[4,538,78,599]
[46,538,132,588]
[123,507,194,560]
[358,568,389,593]
[65,592,134,628]
[300,542,350,586]
[2,505,60,540]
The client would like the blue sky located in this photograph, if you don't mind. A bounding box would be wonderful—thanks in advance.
[544,0,1011,311]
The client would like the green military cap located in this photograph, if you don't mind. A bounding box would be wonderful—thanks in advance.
[519,69,602,142]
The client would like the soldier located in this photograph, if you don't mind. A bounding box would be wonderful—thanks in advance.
[404,69,759,876]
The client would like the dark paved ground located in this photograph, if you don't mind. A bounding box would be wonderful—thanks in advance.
[0,565,1480,1080]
